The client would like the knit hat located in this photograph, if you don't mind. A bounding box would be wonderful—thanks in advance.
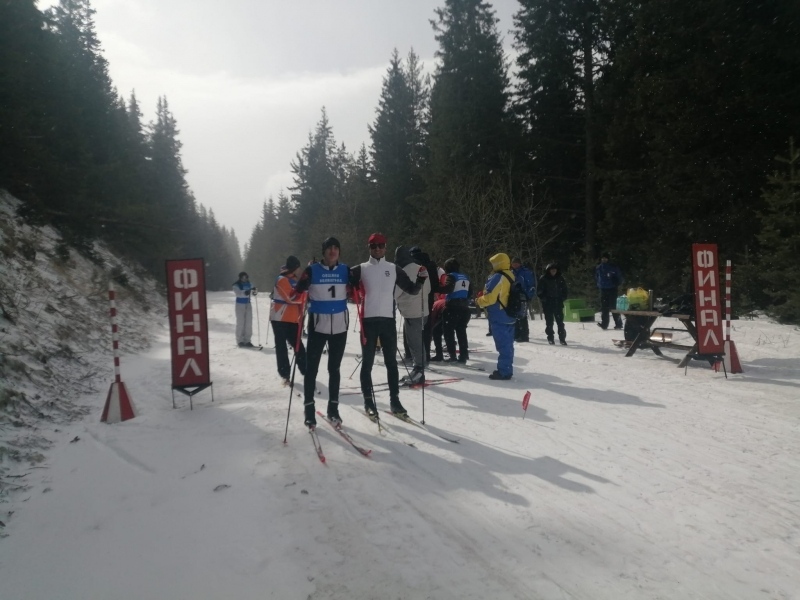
[321,237,340,252]
[238,271,248,278]
[601,252,610,259]
[511,256,522,265]
[368,232,387,245]
[284,255,300,271]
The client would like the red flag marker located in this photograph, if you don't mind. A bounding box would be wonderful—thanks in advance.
[522,391,531,419]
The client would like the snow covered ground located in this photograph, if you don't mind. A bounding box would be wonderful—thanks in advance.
[1,288,799,600]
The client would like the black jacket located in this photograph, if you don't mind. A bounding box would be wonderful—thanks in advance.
[537,263,568,304]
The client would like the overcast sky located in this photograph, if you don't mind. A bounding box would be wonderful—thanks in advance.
[40,0,521,251]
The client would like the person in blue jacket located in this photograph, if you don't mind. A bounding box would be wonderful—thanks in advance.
[232,271,257,347]
[510,257,536,342]
[595,252,624,329]
[476,253,516,380]
[440,257,472,362]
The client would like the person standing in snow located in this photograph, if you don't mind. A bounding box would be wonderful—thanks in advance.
[269,256,307,383]
[439,257,472,362]
[394,246,431,384]
[475,253,516,380]
[292,237,350,428]
[510,257,536,342]
[349,233,428,417]
[595,252,624,330]
[408,245,442,359]
[537,262,569,345]
[233,271,257,347]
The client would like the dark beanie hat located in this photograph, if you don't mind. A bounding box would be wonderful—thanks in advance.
[444,257,460,273]
[238,271,248,278]
[601,252,610,259]
[285,255,300,271]
[322,237,341,252]
[511,256,522,265]
[409,246,421,255]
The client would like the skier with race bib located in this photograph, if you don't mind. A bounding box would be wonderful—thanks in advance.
[439,257,472,363]
[292,237,350,429]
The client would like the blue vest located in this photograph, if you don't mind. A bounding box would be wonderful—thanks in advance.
[308,263,349,314]
[234,280,252,304]
[447,272,470,300]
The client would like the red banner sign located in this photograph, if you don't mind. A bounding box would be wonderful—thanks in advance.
[166,259,211,387]
[692,244,724,354]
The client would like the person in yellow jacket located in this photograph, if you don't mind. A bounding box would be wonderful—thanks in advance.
[269,256,307,384]
[476,253,516,380]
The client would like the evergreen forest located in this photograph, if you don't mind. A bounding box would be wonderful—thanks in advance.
[2,0,799,321]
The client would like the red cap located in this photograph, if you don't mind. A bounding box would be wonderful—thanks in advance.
[368,232,387,245]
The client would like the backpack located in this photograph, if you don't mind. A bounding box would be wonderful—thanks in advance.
[500,272,525,318]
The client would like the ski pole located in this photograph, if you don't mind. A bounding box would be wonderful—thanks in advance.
[265,304,270,347]
[370,381,382,434]
[420,288,426,424]
[396,339,413,379]
[282,353,298,444]
[254,293,261,346]
[282,294,307,444]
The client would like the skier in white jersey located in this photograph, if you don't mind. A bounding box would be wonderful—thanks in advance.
[349,233,428,417]
[292,237,349,429]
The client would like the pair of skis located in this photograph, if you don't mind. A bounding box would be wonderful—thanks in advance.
[338,377,462,396]
[306,404,461,463]
[360,407,459,444]
[305,412,372,463]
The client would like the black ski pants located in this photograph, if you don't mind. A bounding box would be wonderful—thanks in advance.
[271,320,306,380]
[542,299,566,342]
[599,287,622,328]
[360,317,400,402]
[304,329,347,411]
[443,305,471,360]
[514,312,530,341]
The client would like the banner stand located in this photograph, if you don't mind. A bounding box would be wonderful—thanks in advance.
[166,258,212,410]
[171,383,214,410]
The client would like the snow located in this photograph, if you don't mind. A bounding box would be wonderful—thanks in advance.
[2,277,800,598]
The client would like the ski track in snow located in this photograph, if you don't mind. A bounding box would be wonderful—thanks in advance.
[1,291,799,600]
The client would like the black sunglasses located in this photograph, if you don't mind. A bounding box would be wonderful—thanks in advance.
[369,243,386,249]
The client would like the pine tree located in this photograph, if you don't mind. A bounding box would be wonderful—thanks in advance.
[599,0,800,293]
[428,0,515,184]
[369,49,428,240]
[756,139,800,324]
[44,0,127,234]
[512,0,613,254]
[290,109,338,257]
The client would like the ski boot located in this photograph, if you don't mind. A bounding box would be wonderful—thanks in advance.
[364,396,378,418]
[327,402,342,427]
[390,398,407,417]
[304,403,316,429]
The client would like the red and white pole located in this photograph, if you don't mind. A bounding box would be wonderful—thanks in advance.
[719,260,743,374]
[101,281,137,422]
[725,261,732,344]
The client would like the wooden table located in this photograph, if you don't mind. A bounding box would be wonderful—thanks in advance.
[611,310,698,366]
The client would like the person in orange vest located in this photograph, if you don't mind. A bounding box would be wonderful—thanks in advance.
[269,256,307,384]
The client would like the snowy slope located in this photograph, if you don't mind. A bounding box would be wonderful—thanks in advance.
[1,286,799,600]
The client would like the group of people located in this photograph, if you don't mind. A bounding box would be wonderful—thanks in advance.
[232,238,626,430]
